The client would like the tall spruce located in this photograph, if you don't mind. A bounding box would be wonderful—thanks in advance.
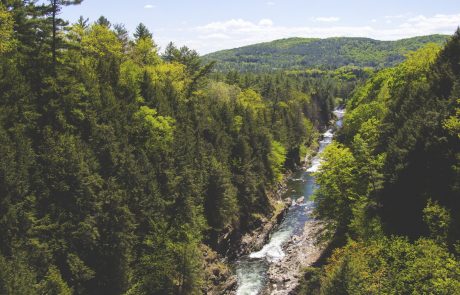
[49,0,83,71]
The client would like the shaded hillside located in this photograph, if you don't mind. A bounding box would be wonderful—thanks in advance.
[297,30,460,295]
[0,2,333,294]
[203,35,450,72]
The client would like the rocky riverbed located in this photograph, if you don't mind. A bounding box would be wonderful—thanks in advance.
[223,108,344,295]
[262,220,325,295]
[206,198,291,294]
[212,190,327,295]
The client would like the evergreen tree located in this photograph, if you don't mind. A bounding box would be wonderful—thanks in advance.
[49,0,84,68]
[96,15,111,27]
[134,22,152,40]
[76,15,88,28]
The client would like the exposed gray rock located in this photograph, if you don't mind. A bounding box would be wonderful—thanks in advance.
[261,220,325,295]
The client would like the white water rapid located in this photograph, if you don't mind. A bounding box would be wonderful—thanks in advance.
[235,108,344,295]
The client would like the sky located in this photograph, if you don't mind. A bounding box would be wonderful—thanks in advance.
[59,0,460,54]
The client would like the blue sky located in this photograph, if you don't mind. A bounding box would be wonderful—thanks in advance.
[60,0,460,54]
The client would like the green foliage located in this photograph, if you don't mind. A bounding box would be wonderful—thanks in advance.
[133,105,175,152]
[66,253,95,293]
[39,265,73,295]
[132,37,161,66]
[334,41,456,238]
[134,23,153,41]
[9,2,453,294]
[96,15,111,28]
[236,88,265,114]
[376,37,458,238]
[0,3,328,294]
[313,143,359,235]
[320,238,460,295]
[301,31,460,294]
[423,199,451,244]
[0,254,38,295]
[204,159,238,231]
[444,98,460,138]
[0,4,14,54]
[297,266,322,295]
[269,140,287,183]
[82,24,122,59]
[341,101,386,142]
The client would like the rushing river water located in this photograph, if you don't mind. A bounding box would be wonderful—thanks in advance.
[235,109,345,295]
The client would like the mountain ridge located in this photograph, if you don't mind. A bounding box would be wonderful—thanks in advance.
[203,34,450,72]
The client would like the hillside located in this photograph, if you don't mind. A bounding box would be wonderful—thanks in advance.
[298,31,460,295]
[1,1,459,294]
[0,2,333,294]
[203,35,450,72]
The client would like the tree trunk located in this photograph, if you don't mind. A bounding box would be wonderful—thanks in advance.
[52,0,57,74]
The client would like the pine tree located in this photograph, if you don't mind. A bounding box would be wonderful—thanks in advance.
[96,15,111,27]
[162,42,179,62]
[134,22,152,40]
[49,0,84,70]
[114,23,129,51]
[76,15,89,28]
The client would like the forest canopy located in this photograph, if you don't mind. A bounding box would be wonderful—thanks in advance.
[203,35,449,72]
[0,1,334,294]
[298,30,460,295]
[1,1,459,294]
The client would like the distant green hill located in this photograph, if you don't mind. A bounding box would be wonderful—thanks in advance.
[203,35,450,72]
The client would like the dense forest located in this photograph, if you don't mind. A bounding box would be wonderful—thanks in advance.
[298,30,460,294]
[0,1,336,294]
[203,35,449,72]
[1,1,460,295]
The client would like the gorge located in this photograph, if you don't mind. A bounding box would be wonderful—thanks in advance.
[235,109,344,295]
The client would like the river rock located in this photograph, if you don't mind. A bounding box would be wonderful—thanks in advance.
[261,220,326,295]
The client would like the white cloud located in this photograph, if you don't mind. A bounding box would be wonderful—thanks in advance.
[407,15,427,22]
[312,17,340,23]
[144,4,155,9]
[177,13,460,54]
[371,19,377,23]
[197,19,257,32]
[385,13,411,19]
[399,14,460,35]
[259,19,273,26]
[199,33,231,40]
[266,1,275,6]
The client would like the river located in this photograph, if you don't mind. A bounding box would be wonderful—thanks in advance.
[235,109,345,295]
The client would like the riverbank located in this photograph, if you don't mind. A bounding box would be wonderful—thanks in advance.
[230,135,324,258]
[205,176,293,294]
[232,109,344,294]
[205,202,292,294]
[262,220,325,294]
[206,147,319,294]
[260,114,345,294]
